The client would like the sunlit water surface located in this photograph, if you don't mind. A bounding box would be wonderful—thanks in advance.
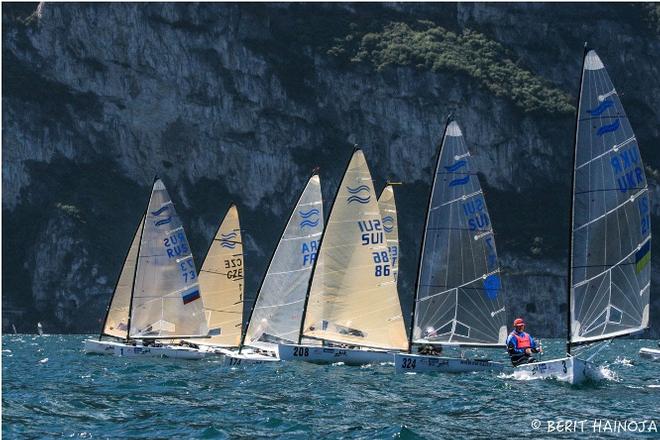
[2,335,659,438]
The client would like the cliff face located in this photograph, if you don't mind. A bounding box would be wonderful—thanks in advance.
[3,3,659,336]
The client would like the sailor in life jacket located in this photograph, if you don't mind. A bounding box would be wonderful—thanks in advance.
[506,318,542,366]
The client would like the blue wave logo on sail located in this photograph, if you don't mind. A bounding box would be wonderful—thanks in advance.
[596,119,620,136]
[154,217,172,227]
[346,185,371,204]
[449,175,470,187]
[299,208,321,229]
[382,215,394,233]
[220,232,238,249]
[151,206,170,216]
[586,99,614,116]
[444,160,467,172]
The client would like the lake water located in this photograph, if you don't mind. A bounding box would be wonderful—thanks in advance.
[2,335,659,438]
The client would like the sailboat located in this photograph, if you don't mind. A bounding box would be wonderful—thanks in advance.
[394,117,508,374]
[514,47,651,383]
[84,178,209,359]
[188,204,245,355]
[378,185,400,283]
[279,149,409,365]
[222,173,324,366]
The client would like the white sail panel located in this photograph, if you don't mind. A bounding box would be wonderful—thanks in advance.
[570,50,651,343]
[245,175,324,346]
[199,205,244,346]
[302,150,408,350]
[413,120,507,346]
[129,179,208,338]
[103,215,144,339]
[378,185,400,283]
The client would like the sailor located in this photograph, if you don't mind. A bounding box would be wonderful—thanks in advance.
[506,318,542,366]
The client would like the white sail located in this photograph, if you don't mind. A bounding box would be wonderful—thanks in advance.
[129,179,208,338]
[378,185,400,282]
[302,150,408,350]
[570,50,651,344]
[244,175,324,346]
[102,215,145,339]
[412,120,507,346]
[198,204,244,346]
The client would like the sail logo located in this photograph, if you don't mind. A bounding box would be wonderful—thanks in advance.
[358,219,384,245]
[635,241,651,273]
[152,205,172,227]
[596,119,620,136]
[462,197,490,231]
[444,160,467,172]
[163,231,190,258]
[382,215,395,233]
[346,185,371,204]
[610,147,644,193]
[181,289,201,305]
[449,175,470,187]
[299,208,320,229]
[301,239,319,266]
[586,99,614,116]
[220,232,238,249]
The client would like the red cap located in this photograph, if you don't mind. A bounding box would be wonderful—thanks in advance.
[513,318,525,327]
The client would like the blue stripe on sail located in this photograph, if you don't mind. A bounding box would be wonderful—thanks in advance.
[586,99,614,116]
[635,241,651,273]
[444,160,467,172]
[182,289,200,305]
[151,206,170,216]
[299,219,320,229]
[596,119,620,136]
[299,208,320,218]
[154,217,172,227]
[346,185,370,194]
[449,175,470,187]
[347,195,371,204]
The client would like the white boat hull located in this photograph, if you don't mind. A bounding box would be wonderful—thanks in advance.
[83,339,205,360]
[394,353,505,374]
[278,343,394,365]
[221,350,280,367]
[639,347,660,361]
[513,356,600,384]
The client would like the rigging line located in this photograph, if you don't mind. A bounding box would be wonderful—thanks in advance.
[253,298,305,310]
[573,188,646,232]
[573,235,650,288]
[574,186,646,195]
[577,114,626,122]
[266,266,313,276]
[418,269,500,302]
[575,136,636,170]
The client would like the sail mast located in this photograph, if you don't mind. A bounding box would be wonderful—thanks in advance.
[407,115,453,353]
[125,176,157,342]
[297,148,357,345]
[239,170,320,353]
[566,44,589,356]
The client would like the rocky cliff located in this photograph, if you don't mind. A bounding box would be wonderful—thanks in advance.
[3,2,659,336]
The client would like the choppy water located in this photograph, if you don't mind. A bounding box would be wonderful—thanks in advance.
[2,335,659,438]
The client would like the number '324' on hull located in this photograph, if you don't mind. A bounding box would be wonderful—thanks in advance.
[394,353,506,374]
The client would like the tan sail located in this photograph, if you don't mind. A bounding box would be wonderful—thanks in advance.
[103,215,145,339]
[302,150,408,350]
[198,204,245,346]
[378,185,400,283]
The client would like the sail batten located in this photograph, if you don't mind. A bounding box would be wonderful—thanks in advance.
[129,179,208,339]
[243,175,324,347]
[302,150,408,350]
[570,50,651,344]
[412,120,507,347]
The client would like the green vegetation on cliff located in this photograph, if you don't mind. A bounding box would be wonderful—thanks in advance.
[329,21,574,115]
